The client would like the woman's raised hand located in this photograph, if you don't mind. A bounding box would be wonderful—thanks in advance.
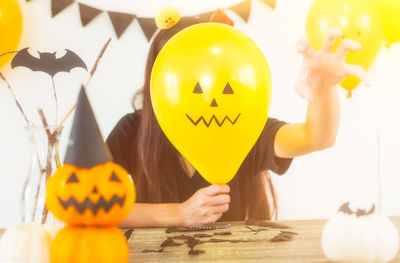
[179,184,230,227]
[294,27,370,101]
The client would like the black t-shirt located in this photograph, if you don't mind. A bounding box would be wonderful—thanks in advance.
[106,111,292,221]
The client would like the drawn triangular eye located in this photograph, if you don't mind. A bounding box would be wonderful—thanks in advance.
[223,82,234,94]
[193,82,203,94]
[109,172,121,183]
[67,173,79,183]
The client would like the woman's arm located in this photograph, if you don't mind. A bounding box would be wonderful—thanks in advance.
[118,203,183,227]
[275,85,339,158]
[274,28,369,158]
[118,184,230,227]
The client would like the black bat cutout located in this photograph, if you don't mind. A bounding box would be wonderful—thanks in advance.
[338,202,375,217]
[11,48,87,77]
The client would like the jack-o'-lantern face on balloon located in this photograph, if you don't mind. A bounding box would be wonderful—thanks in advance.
[185,81,241,128]
[151,23,272,184]
[46,162,135,226]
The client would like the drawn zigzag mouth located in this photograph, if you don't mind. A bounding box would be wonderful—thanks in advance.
[186,113,241,127]
[57,194,126,215]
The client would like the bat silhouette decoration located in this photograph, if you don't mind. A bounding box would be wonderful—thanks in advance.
[11,48,87,77]
[11,48,88,123]
[338,201,375,217]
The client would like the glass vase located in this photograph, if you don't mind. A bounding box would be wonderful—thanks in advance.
[21,126,63,224]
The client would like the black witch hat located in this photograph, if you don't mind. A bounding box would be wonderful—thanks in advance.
[64,87,113,168]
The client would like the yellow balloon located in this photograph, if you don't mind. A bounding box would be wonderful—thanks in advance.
[380,0,400,46]
[0,0,23,69]
[306,0,384,97]
[155,6,181,29]
[151,23,271,184]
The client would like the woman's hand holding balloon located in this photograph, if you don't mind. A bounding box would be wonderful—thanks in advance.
[179,184,230,227]
[294,27,370,101]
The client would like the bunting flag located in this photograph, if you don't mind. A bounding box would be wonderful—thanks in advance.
[259,0,276,10]
[51,0,74,17]
[108,12,136,39]
[78,3,102,26]
[31,0,276,41]
[137,18,158,41]
[196,12,213,21]
[229,0,252,22]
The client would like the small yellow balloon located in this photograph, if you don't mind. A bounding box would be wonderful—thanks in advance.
[155,6,181,29]
[151,23,271,184]
[0,0,23,69]
[380,0,400,46]
[306,0,384,97]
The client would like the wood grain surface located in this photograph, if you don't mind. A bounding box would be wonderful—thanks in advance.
[1,217,400,262]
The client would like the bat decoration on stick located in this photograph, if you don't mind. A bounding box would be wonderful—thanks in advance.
[11,48,87,77]
[0,39,112,225]
[11,48,88,123]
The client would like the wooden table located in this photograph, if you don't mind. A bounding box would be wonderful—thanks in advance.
[2,217,400,262]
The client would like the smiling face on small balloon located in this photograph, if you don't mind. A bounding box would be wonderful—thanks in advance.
[155,6,181,29]
[151,23,272,184]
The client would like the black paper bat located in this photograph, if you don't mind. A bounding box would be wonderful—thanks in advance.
[339,202,375,217]
[11,48,87,77]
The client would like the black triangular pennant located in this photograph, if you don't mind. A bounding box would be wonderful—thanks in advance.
[79,3,103,27]
[137,17,158,41]
[108,11,136,39]
[229,0,252,22]
[64,87,113,168]
[51,0,74,17]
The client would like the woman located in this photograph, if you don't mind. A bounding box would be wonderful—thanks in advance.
[107,13,368,227]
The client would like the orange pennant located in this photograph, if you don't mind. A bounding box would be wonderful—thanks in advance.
[260,0,276,9]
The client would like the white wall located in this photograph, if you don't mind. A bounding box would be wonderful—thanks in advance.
[1,0,399,227]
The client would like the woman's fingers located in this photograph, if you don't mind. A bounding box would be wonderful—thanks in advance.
[296,38,314,60]
[321,27,343,53]
[336,39,362,60]
[212,204,230,214]
[209,194,230,206]
[203,213,223,225]
[203,184,230,196]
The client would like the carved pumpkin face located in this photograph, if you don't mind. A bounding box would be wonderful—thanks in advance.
[46,162,135,226]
